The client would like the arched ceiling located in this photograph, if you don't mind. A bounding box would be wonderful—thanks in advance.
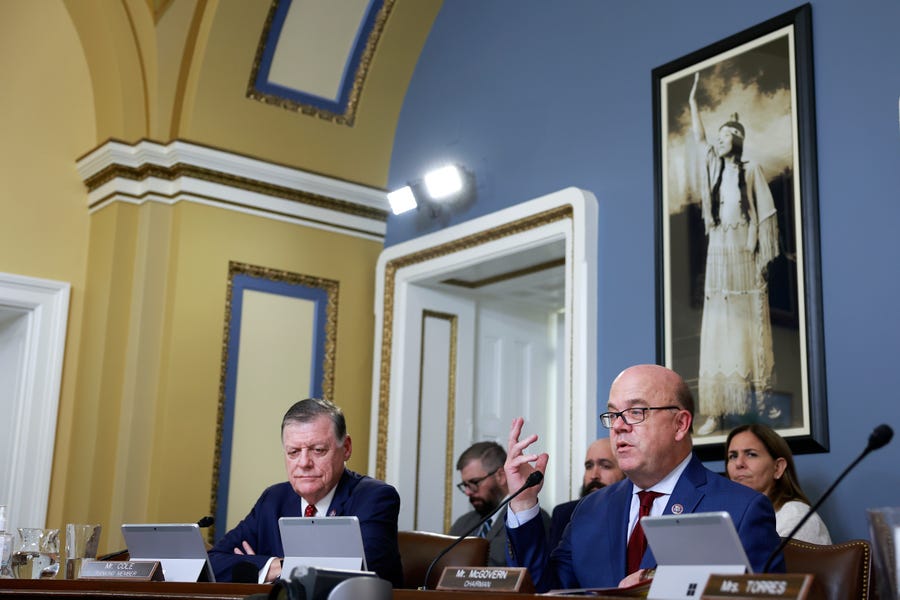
[64,0,442,188]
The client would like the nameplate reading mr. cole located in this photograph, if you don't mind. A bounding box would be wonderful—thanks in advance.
[78,560,164,581]
[437,567,534,592]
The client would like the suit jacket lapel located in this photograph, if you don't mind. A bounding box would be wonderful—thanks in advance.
[486,506,507,540]
[666,454,707,515]
[325,469,351,516]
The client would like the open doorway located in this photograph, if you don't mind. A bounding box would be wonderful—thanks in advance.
[368,187,598,532]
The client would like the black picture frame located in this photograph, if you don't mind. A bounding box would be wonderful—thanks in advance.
[652,4,827,461]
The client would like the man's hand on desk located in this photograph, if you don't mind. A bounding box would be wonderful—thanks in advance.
[232,539,282,582]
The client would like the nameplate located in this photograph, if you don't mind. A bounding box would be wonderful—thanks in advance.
[702,574,817,600]
[78,560,164,581]
[436,566,534,592]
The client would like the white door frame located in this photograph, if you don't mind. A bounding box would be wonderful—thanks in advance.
[0,272,70,531]
[369,187,598,512]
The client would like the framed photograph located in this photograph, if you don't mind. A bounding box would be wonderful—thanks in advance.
[652,4,827,460]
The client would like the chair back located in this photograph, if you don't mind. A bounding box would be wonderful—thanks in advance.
[397,530,489,589]
[783,538,872,600]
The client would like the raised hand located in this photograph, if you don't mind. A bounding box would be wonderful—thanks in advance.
[504,417,549,512]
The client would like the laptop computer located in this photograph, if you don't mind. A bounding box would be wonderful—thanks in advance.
[121,523,215,582]
[278,516,369,579]
[641,511,750,599]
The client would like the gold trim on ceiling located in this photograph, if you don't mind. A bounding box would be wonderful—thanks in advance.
[246,0,395,127]
[375,204,574,480]
[441,257,566,289]
[85,163,388,222]
[211,261,340,537]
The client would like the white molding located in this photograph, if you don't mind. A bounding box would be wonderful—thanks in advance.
[369,186,598,502]
[76,140,389,240]
[0,272,70,531]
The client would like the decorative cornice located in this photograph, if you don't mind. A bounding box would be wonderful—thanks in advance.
[76,140,389,240]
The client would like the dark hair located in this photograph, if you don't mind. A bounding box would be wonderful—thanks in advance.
[282,398,347,442]
[725,423,810,510]
[456,441,506,472]
[711,113,749,226]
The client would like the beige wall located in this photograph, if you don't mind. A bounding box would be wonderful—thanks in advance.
[0,0,440,553]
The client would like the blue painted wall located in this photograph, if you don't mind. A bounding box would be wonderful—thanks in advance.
[386,1,900,542]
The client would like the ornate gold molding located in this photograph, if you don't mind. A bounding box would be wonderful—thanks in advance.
[85,163,388,222]
[210,261,339,534]
[375,204,574,480]
[246,0,395,127]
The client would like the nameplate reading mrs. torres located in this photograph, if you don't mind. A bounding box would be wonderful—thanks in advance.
[703,574,818,600]
[78,560,164,581]
[437,566,534,592]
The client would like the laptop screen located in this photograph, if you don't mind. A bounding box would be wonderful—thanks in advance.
[278,516,367,577]
[120,523,215,582]
[641,511,753,572]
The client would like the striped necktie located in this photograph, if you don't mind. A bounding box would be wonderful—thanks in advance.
[478,518,492,538]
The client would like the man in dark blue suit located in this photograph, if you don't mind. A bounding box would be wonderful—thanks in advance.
[548,437,624,550]
[505,364,784,592]
[208,398,403,585]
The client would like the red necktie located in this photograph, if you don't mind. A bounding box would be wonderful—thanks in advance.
[626,490,662,575]
[304,504,317,517]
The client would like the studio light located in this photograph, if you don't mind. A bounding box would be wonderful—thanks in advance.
[423,165,464,200]
[387,185,417,215]
[387,163,475,218]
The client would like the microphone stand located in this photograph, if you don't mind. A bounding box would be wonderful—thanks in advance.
[420,471,544,590]
[762,425,893,572]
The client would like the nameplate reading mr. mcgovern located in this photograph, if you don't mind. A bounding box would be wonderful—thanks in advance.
[437,566,534,592]
[78,560,164,581]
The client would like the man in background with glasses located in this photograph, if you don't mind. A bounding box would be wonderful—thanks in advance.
[503,364,783,592]
[449,441,550,566]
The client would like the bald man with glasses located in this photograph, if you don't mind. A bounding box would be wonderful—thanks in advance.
[503,364,784,592]
[449,441,550,566]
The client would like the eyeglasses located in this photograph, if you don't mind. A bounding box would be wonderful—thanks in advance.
[599,406,680,429]
[456,467,500,493]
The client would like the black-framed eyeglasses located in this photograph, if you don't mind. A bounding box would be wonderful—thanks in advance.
[598,406,680,429]
[456,467,500,493]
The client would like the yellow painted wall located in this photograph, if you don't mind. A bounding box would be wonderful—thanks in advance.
[0,0,439,553]
[0,0,94,532]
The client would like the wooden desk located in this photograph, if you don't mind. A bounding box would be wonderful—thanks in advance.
[0,578,270,599]
[0,579,548,600]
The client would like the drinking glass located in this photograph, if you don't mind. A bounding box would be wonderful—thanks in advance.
[64,523,101,579]
[0,505,8,532]
[0,532,12,578]
[11,528,59,579]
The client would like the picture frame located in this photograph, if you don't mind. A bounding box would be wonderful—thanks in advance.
[652,4,827,461]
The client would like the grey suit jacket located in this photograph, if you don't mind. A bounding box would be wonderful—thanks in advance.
[450,505,551,566]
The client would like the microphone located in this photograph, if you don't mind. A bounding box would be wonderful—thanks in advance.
[762,424,893,572]
[420,470,544,590]
[197,516,215,528]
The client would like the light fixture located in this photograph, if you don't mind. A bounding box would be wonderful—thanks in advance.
[423,165,464,200]
[387,185,417,215]
[387,163,475,217]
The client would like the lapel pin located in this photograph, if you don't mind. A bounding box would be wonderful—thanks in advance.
[671,503,684,515]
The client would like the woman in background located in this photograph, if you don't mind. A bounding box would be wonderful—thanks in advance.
[726,423,831,544]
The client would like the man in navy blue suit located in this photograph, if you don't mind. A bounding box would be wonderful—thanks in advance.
[208,398,403,585]
[505,364,784,592]
[548,437,624,550]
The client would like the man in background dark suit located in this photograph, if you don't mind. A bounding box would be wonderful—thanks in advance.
[449,441,549,566]
[208,398,403,585]
[548,437,624,550]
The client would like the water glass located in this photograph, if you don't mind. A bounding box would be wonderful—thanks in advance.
[0,505,8,532]
[11,528,59,579]
[65,523,101,579]
[0,532,12,578]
